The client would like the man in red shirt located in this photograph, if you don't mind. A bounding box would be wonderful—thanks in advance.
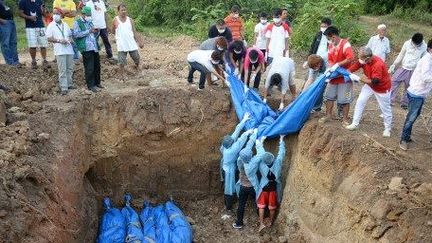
[346,47,393,137]
[320,26,355,126]
[224,5,244,41]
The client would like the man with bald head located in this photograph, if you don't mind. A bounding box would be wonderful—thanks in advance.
[346,46,393,137]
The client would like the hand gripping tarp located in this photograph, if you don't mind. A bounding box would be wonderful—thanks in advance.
[165,201,193,243]
[139,201,157,243]
[97,197,127,243]
[227,68,352,138]
[121,194,145,243]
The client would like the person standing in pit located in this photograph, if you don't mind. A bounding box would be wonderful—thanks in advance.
[265,8,290,64]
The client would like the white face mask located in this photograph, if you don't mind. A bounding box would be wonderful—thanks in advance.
[260,19,267,24]
[233,14,239,18]
[234,49,242,54]
[216,45,224,51]
[217,28,225,33]
[211,60,220,65]
[250,59,258,64]
[273,18,281,24]
[358,59,366,65]
[320,27,327,33]
[53,14,61,23]
[84,16,92,22]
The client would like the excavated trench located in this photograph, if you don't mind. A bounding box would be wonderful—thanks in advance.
[8,86,431,243]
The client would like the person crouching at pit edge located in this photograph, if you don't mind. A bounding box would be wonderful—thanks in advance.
[112,3,144,78]
[72,6,102,93]
[186,50,226,90]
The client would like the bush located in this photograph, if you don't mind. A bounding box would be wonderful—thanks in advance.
[291,0,367,51]
[390,4,432,25]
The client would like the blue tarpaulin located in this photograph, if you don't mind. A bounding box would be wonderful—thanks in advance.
[121,194,145,243]
[154,205,171,243]
[165,201,193,243]
[227,68,352,138]
[139,201,157,243]
[97,198,127,243]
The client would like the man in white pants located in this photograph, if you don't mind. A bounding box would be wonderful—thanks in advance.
[346,47,393,137]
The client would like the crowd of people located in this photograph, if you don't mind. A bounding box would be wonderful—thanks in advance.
[0,0,143,94]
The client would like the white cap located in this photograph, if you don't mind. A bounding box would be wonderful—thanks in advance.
[377,24,386,30]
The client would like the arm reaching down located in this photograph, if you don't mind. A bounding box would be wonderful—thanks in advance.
[230,113,250,140]
[273,136,286,178]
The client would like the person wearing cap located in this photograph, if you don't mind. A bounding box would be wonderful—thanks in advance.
[186,50,226,90]
[226,40,246,75]
[245,135,286,232]
[219,113,253,218]
[389,33,427,109]
[345,46,393,137]
[265,8,290,63]
[254,12,269,59]
[366,24,390,62]
[232,130,258,229]
[208,19,233,43]
[224,5,244,41]
[243,47,265,89]
[263,56,296,111]
[303,54,326,112]
[72,6,101,93]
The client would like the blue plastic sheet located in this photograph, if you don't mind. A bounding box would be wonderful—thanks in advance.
[227,68,352,138]
[154,205,171,243]
[97,197,127,243]
[165,201,193,243]
[121,194,145,243]
[139,201,157,243]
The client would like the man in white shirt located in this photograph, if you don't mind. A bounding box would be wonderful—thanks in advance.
[366,24,390,62]
[263,56,296,111]
[399,39,432,150]
[46,9,74,95]
[254,12,268,59]
[85,0,113,59]
[187,50,226,90]
[389,33,427,109]
[265,8,289,64]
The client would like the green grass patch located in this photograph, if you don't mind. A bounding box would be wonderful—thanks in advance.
[15,17,27,51]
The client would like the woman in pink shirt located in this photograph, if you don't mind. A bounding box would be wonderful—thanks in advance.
[242,47,265,89]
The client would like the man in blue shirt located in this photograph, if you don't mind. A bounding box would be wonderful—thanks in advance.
[18,0,49,69]
[73,6,102,93]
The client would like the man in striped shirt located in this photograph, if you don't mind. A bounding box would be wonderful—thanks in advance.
[224,5,244,41]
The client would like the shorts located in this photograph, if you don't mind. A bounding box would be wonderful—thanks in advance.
[118,50,140,66]
[26,28,48,48]
[257,191,277,210]
[324,82,353,105]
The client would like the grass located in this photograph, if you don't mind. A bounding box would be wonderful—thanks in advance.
[15,17,27,51]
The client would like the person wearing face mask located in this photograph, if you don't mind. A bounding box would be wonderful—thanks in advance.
[224,5,244,41]
[187,50,226,90]
[366,24,390,62]
[199,36,228,52]
[53,0,79,60]
[254,12,269,60]
[46,9,75,95]
[302,54,326,112]
[73,6,101,93]
[345,47,393,137]
[243,47,265,89]
[208,19,233,43]
[399,39,432,150]
[303,17,332,69]
[389,33,427,109]
[319,26,355,126]
[226,40,246,76]
[265,8,290,64]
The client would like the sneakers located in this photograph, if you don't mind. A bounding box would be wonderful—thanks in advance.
[197,87,204,91]
[382,129,391,137]
[232,223,243,229]
[345,123,359,130]
[399,141,408,151]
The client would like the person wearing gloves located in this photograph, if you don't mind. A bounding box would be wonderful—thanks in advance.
[187,50,225,90]
[46,9,75,95]
[319,26,355,126]
[254,12,269,60]
[220,113,252,217]
[389,33,427,109]
[232,129,258,229]
[263,56,296,111]
[265,8,290,64]
[243,47,265,89]
[303,17,332,69]
[366,24,390,62]
[346,47,392,137]
[226,40,246,76]
[399,39,432,151]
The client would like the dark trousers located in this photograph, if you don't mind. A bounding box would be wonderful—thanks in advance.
[97,28,113,58]
[224,194,234,211]
[0,20,19,65]
[188,61,209,89]
[401,93,424,142]
[313,82,327,111]
[242,62,262,89]
[235,185,256,225]
[82,51,101,89]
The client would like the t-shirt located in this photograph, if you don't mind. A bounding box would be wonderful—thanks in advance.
[208,25,232,42]
[53,0,76,28]
[224,15,244,41]
[187,50,216,73]
[199,37,217,51]
[0,1,13,20]
[407,53,432,97]
[85,0,106,29]
[348,56,391,93]
[316,33,328,63]
[265,57,295,94]
[227,42,246,61]
[244,47,264,71]
[45,21,74,55]
[366,35,390,62]
[328,38,354,84]
[254,22,268,50]
[263,171,276,192]
[265,23,289,58]
[18,0,45,28]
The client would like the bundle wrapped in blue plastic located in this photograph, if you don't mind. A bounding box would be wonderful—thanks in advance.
[97,197,127,243]
[154,205,170,243]
[139,201,157,243]
[165,201,193,243]
[121,194,145,243]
